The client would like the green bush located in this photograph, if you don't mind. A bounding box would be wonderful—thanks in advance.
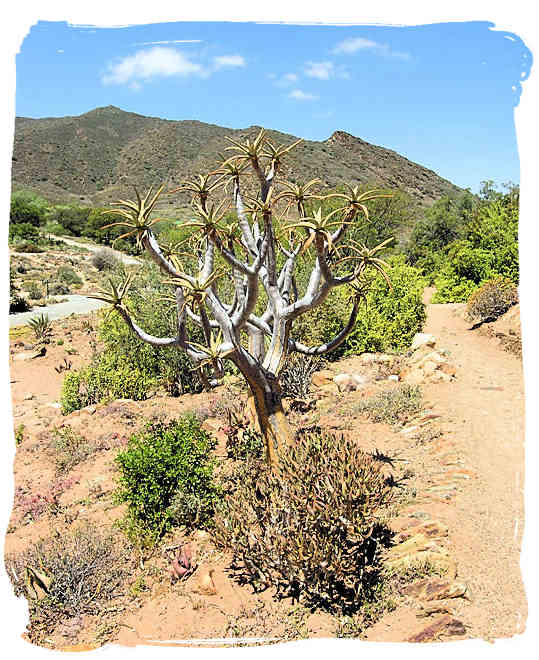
[57,266,83,286]
[9,222,39,242]
[95,263,203,396]
[431,188,519,303]
[10,190,49,226]
[60,354,157,414]
[114,416,220,539]
[215,430,392,613]
[292,257,426,359]
[466,277,518,324]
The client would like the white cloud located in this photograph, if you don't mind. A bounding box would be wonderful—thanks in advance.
[283,72,298,82]
[304,61,334,80]
[57,49,64,54]
[133,40,202,46]
[332,37,410,60]
[212,54,246,70]
[289,89,318,102]
[102,47,202,85]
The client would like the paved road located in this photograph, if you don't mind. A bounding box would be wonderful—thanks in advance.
[9,294,107,327]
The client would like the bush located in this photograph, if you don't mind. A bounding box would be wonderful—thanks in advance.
[91,247,120,271]
[49,282,71,295]
[466,277,518,324]
[431,189,519,303]
[12,240,44,253]
[280,354,324,399]
[57,266,83,286]
[24,281,43,300]
[51,426,96,473]
[354,384,423,425]
[60,354,157,414]
[292,257,425,359]
[95,263,204,396]
[5,525,128,642]
[114,416,220,540]
[215,431,392,613]
[9,221,39,242]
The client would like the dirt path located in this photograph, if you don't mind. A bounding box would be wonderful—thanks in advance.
[365,294,526,642]
[423,300,526,638]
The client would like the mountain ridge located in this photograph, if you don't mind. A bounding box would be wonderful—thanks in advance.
[11,105,462,208]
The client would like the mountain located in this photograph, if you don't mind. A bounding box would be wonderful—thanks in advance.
[11,105,461,208]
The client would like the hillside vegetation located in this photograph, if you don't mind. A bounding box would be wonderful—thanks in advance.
[12,106,461,207]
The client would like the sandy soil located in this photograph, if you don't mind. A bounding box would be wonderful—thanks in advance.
[4,294,527,649]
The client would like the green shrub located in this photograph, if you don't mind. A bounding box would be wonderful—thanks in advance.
[95,263,203,396]
[466,277,518,324]
[9,221,39,242]
[215,431,392,613]
[24,281,43,300]
[60,355,157,414]
[431,190,519,303]
[13,240,44,253]
[57,266,83,286]
[114,416,220,540]
[27,313,53,342]
[292,257,425,359]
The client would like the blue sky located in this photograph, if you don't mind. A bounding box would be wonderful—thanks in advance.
[15,20,532,193]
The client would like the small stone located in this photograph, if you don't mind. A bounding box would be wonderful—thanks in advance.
[407,615,466,642]
[194,568,217,595]
[311,369,334,387]
[410,333,436,352]
[388,374,400,382]
[333,373,361,392]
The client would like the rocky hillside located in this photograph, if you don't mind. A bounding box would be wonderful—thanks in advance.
[11,106,461,207]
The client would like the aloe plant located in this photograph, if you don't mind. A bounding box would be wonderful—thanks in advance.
[96,129,393,467]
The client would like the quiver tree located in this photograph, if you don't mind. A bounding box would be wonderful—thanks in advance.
[93,130,393,466]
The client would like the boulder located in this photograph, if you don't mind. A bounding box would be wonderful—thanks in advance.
[402,578,468,602]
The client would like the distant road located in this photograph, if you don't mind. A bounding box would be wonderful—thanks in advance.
[51,235,141,266]
[9,294,107,328]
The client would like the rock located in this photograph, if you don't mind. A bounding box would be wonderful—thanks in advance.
[194,567,217,595]
[407,615,466,642]
[410,333,436,351]
[383,533,457,578]
[14,347,46,361]
[394,520,448,543]
[422,360,438,376]
[361,353,394,365]
[387,374,400,382]
[311,369,334,387]
[333,373,367,392]
[402,578,468,602]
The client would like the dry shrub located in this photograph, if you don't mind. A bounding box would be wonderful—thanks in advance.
[51,426,97,473]
[215,431,392,613]
[466,276,518,324]
[354,384,422,425]
[279,354,325,400]
[5,524,129,642]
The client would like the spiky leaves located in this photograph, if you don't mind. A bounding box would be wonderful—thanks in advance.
[336,237,394,288]
[275,178,320,217]
[102,185,166,248]
[286,207,346,253]
[326,185,394,223]
[87,271,136,312]
[169,174,224,208]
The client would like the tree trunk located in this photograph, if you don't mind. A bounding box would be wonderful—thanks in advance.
[244,374,294,467]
